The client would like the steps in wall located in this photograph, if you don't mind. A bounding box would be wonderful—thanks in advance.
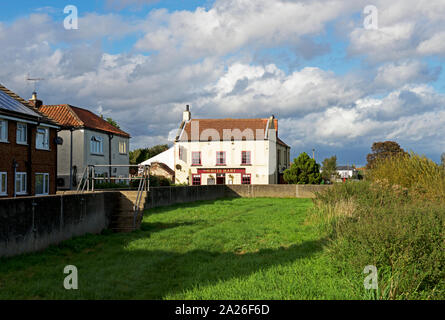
[110,191,148,233]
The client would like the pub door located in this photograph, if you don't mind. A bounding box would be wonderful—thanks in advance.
[216,173,225,185]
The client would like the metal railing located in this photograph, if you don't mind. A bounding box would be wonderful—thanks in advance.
[76,164,150,230]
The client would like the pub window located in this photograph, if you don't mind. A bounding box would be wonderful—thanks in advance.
[241,151,251,165]
[192,174,201,185]
[216,151,226,165]
[192,152,201,165]
[242,174,251,185]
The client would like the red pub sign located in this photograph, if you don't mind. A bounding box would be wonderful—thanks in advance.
[197,168,246,174]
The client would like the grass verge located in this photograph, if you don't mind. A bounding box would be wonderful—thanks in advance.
[0,197,362,299]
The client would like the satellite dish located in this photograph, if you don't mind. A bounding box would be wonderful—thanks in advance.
[55,137,63,145]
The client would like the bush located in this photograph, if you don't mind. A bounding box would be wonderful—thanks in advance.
[309,155,445,299]
[366,152,445,203]
[284,152,322,184]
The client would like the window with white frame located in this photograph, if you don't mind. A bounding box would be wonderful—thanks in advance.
[119,141,126,154]
[15,172,27,195]
[241,151,251,165]
[16,123,27,144]
[216,151,226,165]
[35,173,49,195]
[192,151,201,165]
[90,136,103,154]
[0,119,8,142]
[36,127,49,150]
[0,172,7,195]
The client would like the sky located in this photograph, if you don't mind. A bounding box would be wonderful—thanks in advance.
[1,0,444,166]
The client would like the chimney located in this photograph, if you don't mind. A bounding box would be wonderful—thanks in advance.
[183,104,191,121]
[29,91,43,109]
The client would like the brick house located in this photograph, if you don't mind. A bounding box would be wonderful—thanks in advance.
[0,84,59,197]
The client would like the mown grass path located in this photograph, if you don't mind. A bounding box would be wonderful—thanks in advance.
[0,198,361,299]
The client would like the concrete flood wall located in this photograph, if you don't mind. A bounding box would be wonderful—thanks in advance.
[0,191,119,258]
[146,184,332,208]
[1,185,331,257]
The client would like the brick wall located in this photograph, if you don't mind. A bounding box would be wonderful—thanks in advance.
[0,120,57,197]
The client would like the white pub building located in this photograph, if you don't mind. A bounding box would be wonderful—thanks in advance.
[173,106,290,185]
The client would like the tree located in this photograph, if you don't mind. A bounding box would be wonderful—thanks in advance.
[441,153,445,168]
[129,144,169,164]
[321,155,339,183]
[283,152,322,184]
[366,141,407,169]
[105,117,120,129]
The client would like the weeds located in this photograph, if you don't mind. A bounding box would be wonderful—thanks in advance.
[310,153,445,300]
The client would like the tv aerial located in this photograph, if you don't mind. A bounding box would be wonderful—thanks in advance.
[26,74,45,93]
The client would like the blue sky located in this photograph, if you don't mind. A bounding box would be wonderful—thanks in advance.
[1,0,444,166]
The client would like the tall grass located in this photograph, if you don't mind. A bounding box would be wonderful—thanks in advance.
[310,154,445,300]
[367,152,445,202]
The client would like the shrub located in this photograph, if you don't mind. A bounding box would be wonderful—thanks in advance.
[367,152,445,203]
[310,178,444,299]
[284,152,322,184]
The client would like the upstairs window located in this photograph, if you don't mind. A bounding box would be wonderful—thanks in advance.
[36,127,49,150]
[241,151,251,165]
[119,141,127,154]
[90,136,103,154]
[192,152,201,165]
[216,151,226,165]
[16,123,27,144]
[0,119,8,142]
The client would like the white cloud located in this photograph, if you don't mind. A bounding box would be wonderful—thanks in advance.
[135,0,350,60]
[1,0,445,163]
[348,0,445,61]
[374,60,440,88]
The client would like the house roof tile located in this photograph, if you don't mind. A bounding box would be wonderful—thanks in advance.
[40,104,130,137]
[179,118,280,141]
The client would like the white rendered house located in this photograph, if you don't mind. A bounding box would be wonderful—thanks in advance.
[173,106,290,185]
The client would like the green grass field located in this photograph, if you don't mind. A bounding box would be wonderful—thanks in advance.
[0,198,363,299]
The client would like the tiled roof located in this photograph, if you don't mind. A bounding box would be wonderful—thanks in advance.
[40,104,130,137]
[179,118,279,141]
[0,83,58,126]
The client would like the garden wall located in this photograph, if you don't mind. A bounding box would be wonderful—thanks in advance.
[0,191,119,258]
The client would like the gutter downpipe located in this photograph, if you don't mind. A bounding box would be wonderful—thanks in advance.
[69,128,73,190]
[108,133,114,183]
